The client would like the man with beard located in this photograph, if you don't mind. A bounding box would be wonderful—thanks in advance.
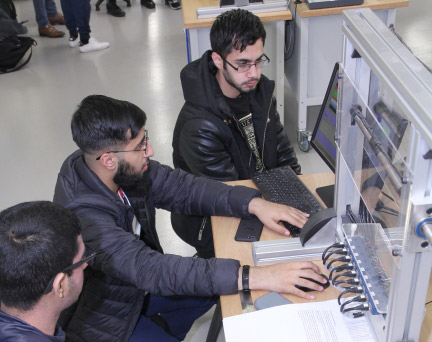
[0,201,93,341]
[172,9,301,258]
[53,95,326,342]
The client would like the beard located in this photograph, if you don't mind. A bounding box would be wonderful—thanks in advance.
[65,274,83,310]
[223,67,260,94]
[113,160,144,189]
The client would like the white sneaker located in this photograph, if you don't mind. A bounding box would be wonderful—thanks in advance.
[69,36,80,48]
[79,37,110,53]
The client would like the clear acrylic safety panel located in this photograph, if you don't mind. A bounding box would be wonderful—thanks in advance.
[336,62,414,269]
[343,223,394,314]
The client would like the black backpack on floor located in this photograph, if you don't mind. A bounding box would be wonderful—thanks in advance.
[0,35,36,73]
[0,0,34,74]
[0,0,16,20]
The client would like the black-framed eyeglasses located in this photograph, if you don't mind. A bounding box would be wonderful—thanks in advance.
[223,54,270,73]
[96,129,149,160]
[43,246,97,294]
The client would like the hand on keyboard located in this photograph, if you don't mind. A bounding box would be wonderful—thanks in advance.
[248,197,309,236]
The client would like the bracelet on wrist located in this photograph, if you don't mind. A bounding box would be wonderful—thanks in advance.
[242,265,250,291]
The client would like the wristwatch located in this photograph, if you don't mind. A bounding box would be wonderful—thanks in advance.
[242,265,250,291]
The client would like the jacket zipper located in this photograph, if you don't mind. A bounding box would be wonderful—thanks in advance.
[261,93,273,165]
[198,216,207,241]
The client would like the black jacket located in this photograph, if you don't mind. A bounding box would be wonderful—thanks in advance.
[170,51,300,258]
[53,151,260,342]
[172,50,300,181]
[0,311,65,342]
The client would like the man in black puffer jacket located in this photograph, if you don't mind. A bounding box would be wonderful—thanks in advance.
[172,9,301,258]
[54,95,325,342]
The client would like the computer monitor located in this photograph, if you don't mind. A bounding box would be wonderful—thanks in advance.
[310,62,339,207]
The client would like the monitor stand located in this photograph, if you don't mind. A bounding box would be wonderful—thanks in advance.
[316,184,334,208]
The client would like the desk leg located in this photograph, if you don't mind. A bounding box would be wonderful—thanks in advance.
[298,16,309,134]
[296,16,311,151]
[275,20,285,124]
[386,9,396,26]
[186,28,200,62]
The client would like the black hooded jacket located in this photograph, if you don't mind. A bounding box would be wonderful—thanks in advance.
[172,50,300,181]
[53,151,260,341]
[170,51,300,258]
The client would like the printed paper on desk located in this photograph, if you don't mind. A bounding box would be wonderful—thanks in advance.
[222,299,377,342]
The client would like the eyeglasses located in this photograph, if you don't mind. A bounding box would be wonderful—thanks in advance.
[223,54,270,73]
[43,246,97,294]
[96,129,149,160]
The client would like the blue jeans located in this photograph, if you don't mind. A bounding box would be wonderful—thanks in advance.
[59,0,91,43]
[129,294,217,342]
[32,0,58,27]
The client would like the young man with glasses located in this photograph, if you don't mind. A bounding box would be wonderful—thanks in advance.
[0,201,93,341]
[53,94,325,342]
[172,9,301,258]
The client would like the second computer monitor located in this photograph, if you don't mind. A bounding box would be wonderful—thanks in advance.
[310,63,339,207]
[311,63,339,173]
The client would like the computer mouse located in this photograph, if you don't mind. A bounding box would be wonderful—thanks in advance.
[295,274,330,292]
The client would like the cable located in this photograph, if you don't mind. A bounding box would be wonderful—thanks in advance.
[376,199,399,215]
[346,204,359,223]
[329,263,354,282]
[322,248,348,265]
[332,270,357,284]
[338,286,363,305]
[340,294,367,312]
[333,278,360,288]
[326,255,351,270]
[381,191,394,202]
[426,300,432,306]
[341,303,369,314]
[284,0,298,60]
[321,242,345,261]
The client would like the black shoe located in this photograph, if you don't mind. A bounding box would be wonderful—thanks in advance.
[141,0,155,8]
[165,0,181,9]
[107,4,126,17]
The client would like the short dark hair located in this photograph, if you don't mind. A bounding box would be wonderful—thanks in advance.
[210,9,266,59]
[0,201,81,311]
[71,95,147,154]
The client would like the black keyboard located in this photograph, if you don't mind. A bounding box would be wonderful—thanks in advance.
[252,166,323,237]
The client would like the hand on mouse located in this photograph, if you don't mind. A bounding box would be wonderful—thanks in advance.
[248,197,309,236]
[243,262,327,300]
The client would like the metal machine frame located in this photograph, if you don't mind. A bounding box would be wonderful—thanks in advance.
[253,8,432,341]
[339,8,432,341]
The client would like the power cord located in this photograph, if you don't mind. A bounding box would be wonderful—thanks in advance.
[341,303,369,315]
[337,286,363,305]
[332,270,357,284]
[284,0,301,60]
[340,294,367,312]
[322,248,348,265]
[322,242,345,262]
[329,263,354,282]
[333,278,360,288]
[326,255,351,270]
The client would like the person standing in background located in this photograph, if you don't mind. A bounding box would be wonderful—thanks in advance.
[32,0,65,38]
[60,0,110,53]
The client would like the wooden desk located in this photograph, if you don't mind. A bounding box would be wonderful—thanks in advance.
[212,172,336,318]
[212,172,432,341]
[181,0,292,120]
[285,0,409,151]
